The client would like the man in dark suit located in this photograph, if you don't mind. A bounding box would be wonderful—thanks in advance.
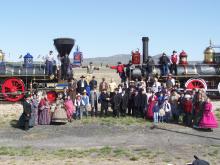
[112,88,122,117]
[121,88,128,117]
[77,75,88,94]
[89,76,97,90]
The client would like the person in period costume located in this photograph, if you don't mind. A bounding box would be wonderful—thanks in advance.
[81,90,90,118]
[159,52,170,76]
[89,87,99,117]
[146,92,158,119]
[89,76,98,91]
[162,98,171,123]
[45,50,54,76]
[38,93,51,125]
[127,87,135,116]
[99,78,108,92]
[166,74,175,90]
[68,78,77,102]
[77,75,88,94]
[112,88,122,117]
[60,54,71,80]
[85,62,99,81]
[193,89,206,127]
[99,89,110,117]
[110,62,126,83]
[140,89,147,118]
[170,50,178,75]
[133,89,141,117]
[199,98,218,130]
[109,78,117,98]
[74,94,85,120]
[63,87,68,100]
[177,92,185,118]
[30,94,39,126]
[169,90,180,123]
[64,95,75,122]
[52,99,68,124]
[183,94,193,127]
[121,88,129,117]
[18,94,32,130]
[151,78,161,93]
[153,100,160,124]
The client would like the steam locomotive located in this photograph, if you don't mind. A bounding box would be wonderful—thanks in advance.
[130,37,220,97]
[0,38,75,102]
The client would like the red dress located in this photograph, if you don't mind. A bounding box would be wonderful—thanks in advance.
[199,102,218,128]
[147,95,157,119]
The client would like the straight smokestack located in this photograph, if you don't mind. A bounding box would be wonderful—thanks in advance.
[142,37,149,63]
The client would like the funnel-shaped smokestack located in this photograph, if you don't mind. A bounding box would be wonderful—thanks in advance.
[54,38,75,57]
[142,37,149,63]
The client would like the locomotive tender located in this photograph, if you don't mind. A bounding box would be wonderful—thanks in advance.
[130,37,220,97]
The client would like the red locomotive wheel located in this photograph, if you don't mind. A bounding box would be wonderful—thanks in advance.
[47,91,57,103]
[1,78,25,102]
[185,78,207,90]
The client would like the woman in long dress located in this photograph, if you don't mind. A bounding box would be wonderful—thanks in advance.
[30,94,40,126]
[52,93,68,124]
[146,92,157,119]
[199,98,218,130]
[38,94,51,125]
[64,95,75,122]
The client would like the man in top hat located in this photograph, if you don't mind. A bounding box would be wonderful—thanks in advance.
[170,50,178,75]
[77,75,88,94]
[45,50,55,76]
[112,88,122,117]
[159,52,170,76]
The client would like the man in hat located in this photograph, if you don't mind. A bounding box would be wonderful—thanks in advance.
[112,88,122,117]
[89,76,97,91]
[170,50,178,75]
[159,53,170,76]
[68,78,77,102]
[99,89,110,117]
[89,86,99,117]
[45,51,55,76]
[77,75,88,94]
[110,62,126,83]
[120,88,129,117]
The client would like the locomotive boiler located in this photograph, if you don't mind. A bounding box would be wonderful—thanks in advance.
[130,37,220,97]
[0,38,75,102]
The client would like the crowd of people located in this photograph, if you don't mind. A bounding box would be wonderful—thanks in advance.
[18,71,219,131]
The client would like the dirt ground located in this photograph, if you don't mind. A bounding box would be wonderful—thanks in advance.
[0,101,220,165]
[0,68,220,164]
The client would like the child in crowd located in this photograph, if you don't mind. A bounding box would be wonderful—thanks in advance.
[75,94,85,120]
[152,100,160,124]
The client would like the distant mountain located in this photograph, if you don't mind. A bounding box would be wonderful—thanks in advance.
[82,54,163,66]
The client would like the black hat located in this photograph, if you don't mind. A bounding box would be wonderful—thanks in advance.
[80,75,85,78]
[162,52,166,56]
[173,50,177,53]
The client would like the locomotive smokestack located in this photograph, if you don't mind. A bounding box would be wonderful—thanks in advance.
[54,38,75,57]
[142,37,149,63]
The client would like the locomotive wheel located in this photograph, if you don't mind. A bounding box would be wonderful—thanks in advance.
[185,78,207,90]
[47,91,57,103]
[1,78,25,102]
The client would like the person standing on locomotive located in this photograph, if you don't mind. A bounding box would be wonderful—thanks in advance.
[159,53,170,76]
[61,53,71,80]
[110,62,126,83]
[170,51,178,75]
[45,51,55,76]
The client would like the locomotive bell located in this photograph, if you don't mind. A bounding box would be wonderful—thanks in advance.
[204,46,215,63]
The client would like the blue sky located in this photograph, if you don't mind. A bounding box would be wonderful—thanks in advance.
[0,0,219,61]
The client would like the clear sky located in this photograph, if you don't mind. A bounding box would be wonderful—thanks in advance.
[0,0,219,61]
